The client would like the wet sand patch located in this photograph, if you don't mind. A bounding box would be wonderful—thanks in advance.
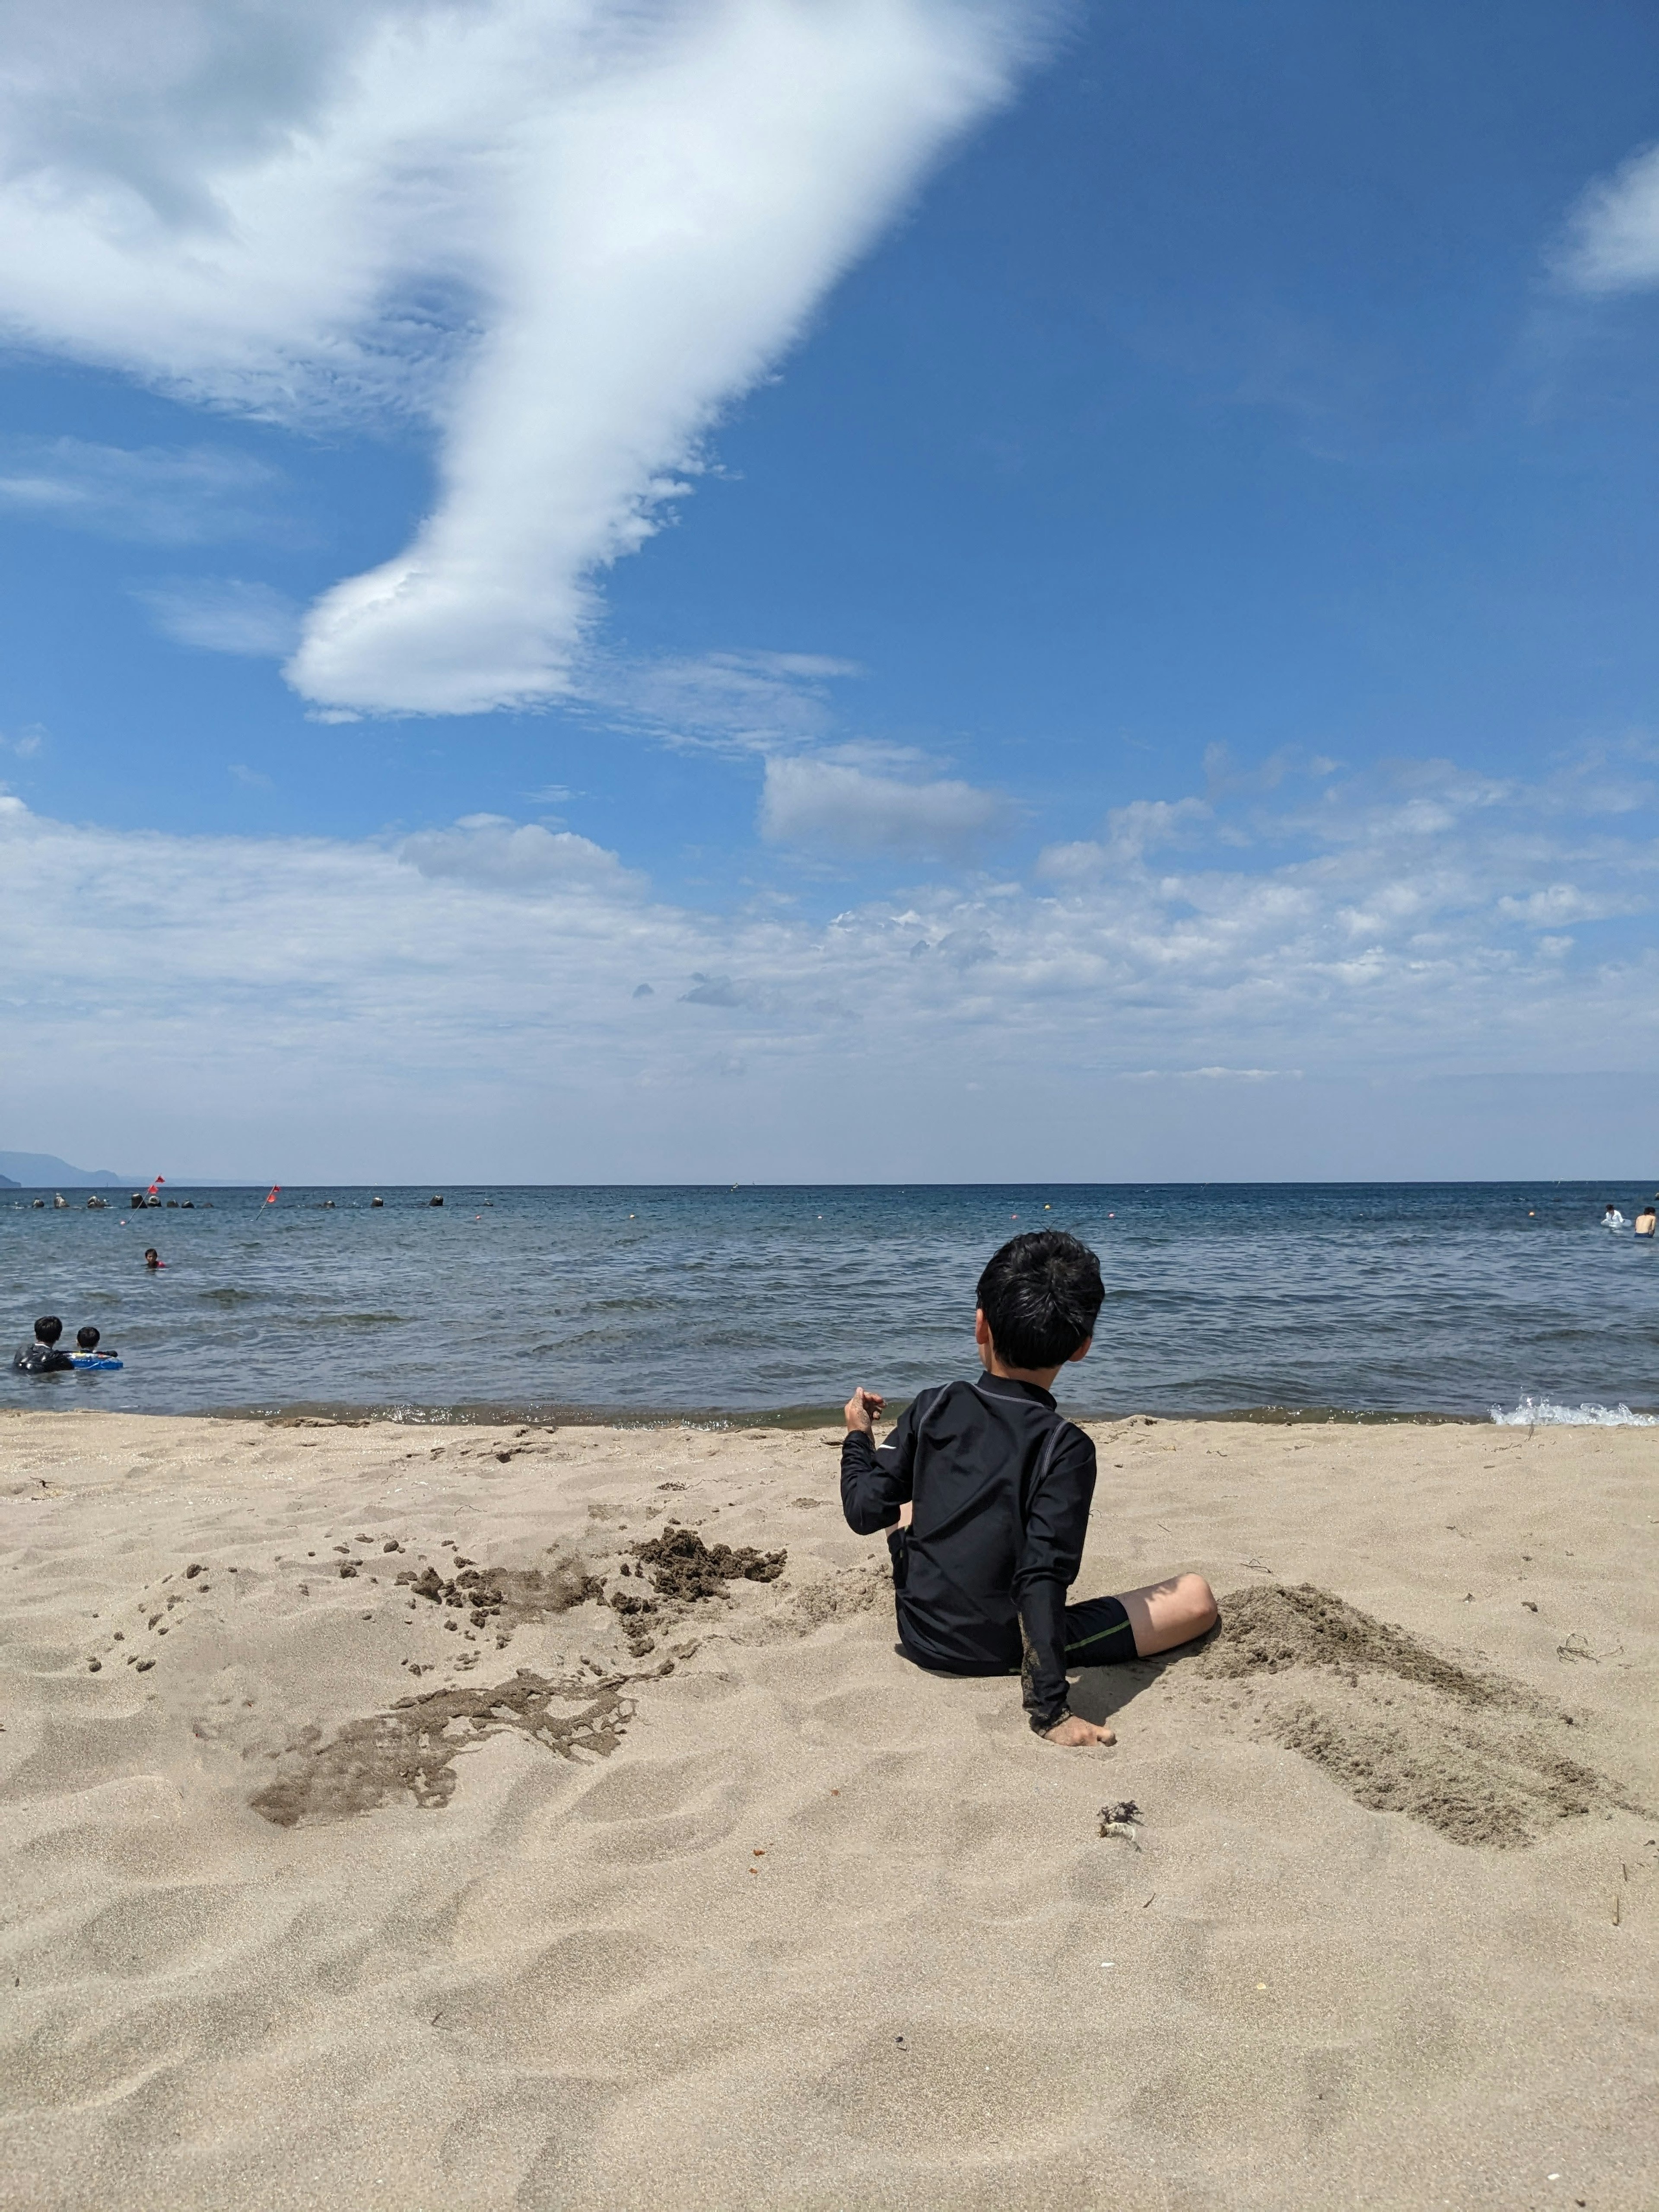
[249,1669,636,1827]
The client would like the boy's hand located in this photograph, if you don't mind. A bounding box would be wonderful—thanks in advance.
[1043,1715,1117,1748]
[844,1386,884,1434]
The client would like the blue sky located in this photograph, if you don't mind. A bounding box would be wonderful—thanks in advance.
[5,0,1659,1180]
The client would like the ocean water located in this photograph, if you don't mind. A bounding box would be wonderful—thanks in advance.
[4,1182,1659,1424]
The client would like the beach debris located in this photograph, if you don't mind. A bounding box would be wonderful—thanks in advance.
[185,1562,205,1579]
[1098,1800,1141,1841]
[632,1524,785,1601]
[1522,1600,1539,1612]
[1556,1632,1611,1664]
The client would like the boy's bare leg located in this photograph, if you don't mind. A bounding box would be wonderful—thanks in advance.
[1119,1572,1217,1655]
[1043,1573,1217,1748]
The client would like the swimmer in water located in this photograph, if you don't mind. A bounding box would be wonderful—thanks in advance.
[11,1316,74,1374]
[143,1247,164,1270]
[71,1325,120,1367]
[1602,1202,1627,1228]
[1636,1203,1657,1239]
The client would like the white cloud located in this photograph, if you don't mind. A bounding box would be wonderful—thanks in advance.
[0,0,1046,716]
[0,436,282,543]
[3,752,1657,1173]
[136,577,302,656]
[398,812,644,892]
[759,751,1003,854]
[1557,143,1659,293]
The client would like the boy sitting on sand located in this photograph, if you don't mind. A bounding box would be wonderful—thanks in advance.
[840,1230,1216,1748]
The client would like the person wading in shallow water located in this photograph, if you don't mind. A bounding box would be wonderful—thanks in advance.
[143,1247,164,1270]
[11,1316,74,1373]
[838,1230,1217,1749]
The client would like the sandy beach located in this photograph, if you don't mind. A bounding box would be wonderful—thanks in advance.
[1,1405,1655,2210]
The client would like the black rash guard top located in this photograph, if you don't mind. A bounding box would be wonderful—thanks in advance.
[840,1373,1096,1733]
[11,1341,74,1373]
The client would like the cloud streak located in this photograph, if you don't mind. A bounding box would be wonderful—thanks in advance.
[0,1,1045,716]
[136,578,303,656]
[0,437,282,544]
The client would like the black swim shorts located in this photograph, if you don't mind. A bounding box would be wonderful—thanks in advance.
[1062,1592,1139,1665]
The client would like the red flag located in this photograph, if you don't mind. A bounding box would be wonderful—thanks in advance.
[264,1184,281,1206]
[147,1176,165,1195]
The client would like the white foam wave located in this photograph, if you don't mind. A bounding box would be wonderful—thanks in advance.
[1490,1396,1659,1427]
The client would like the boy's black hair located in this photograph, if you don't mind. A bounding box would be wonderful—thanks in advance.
[976,1231,1104,1370]
[76,1325,99,1350]
[34,1316,63,1344]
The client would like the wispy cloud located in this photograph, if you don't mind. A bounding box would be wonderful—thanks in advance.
[135,578,303,657]
[0,437,283,543]
[0,1,1049,717]
[585,648,861,753]
[1555,142,1659,293]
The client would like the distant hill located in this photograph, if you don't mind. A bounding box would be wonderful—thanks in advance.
[0,1150,135,1188]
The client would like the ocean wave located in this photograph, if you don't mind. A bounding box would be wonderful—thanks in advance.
[1490,1396,1659,1427]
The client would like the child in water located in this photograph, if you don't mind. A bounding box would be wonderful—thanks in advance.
[839,1229,1217,1748]
[70,1326,121,1370]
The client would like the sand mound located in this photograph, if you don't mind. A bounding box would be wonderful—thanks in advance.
[1192,1583,1631,1847]
[1201,1582,1526,1706]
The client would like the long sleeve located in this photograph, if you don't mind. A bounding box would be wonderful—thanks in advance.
[839,1396,924,1533]
[1012,1424,1096,1732]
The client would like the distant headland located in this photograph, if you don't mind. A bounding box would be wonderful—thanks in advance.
[0,1150,134,1189]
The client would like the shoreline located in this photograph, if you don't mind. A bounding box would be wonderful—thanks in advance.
[1,1395,1530,1429]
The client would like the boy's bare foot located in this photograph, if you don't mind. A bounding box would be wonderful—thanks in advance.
[1044,1715,1116,1748]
